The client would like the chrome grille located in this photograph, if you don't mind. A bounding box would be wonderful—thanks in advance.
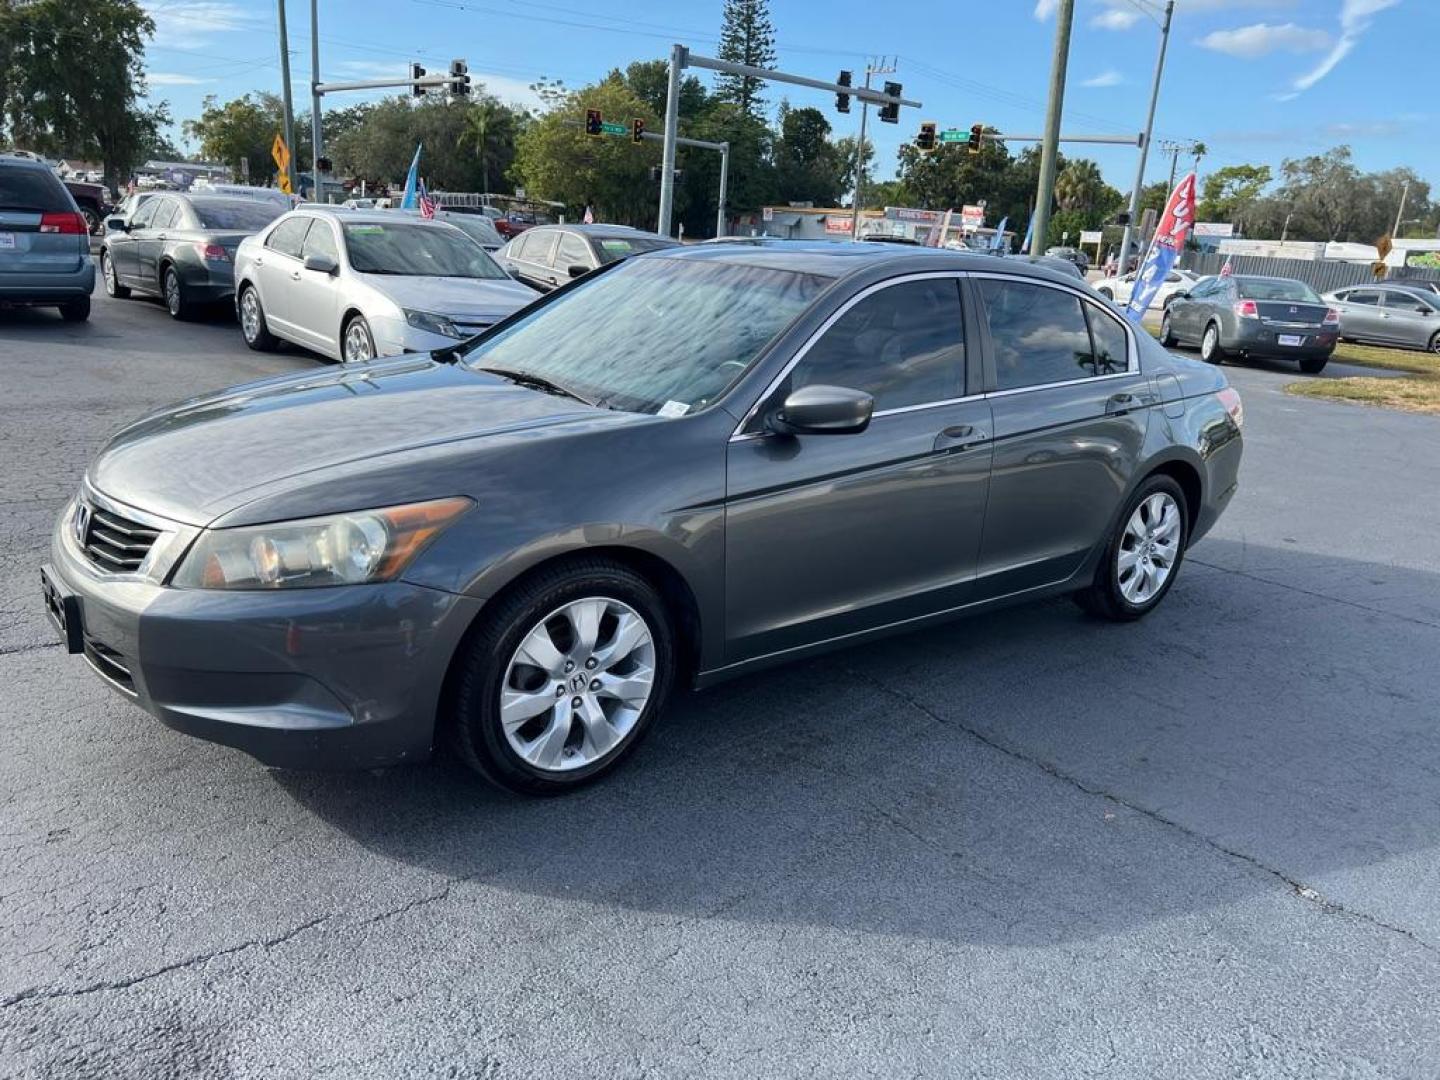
[80,502,161,573]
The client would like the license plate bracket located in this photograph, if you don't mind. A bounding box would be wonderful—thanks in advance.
[40,565,84,654]
[1278,334,1304,347]
[0,232,16,250]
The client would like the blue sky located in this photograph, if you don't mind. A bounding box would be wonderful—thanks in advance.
[141,0,1433,194]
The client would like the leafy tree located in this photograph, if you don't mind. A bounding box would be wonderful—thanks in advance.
[675,104,775,237]
[183,94,295,183]
[860,179,909,210]
[1197,164,1271,224]
[1275,145,1362,242]
[621,60,710,122]
[834,135,874,204]
[773,104,845,206]
[1054,159,1103,211]
[458,98,522,194]
[0,0,168,182]
[714,0,776,121]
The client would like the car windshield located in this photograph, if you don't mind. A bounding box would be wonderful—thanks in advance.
[192,201,285,229]
[441,214,501,246]
[593,236,677,265]
[463,256,831,414]
[1237,278,1321,302]
[342,221,510,279]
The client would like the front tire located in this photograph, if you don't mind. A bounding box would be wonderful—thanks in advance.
[341,315,376,363]
[101,250,129,298]
[447,558,676,795]
[1075,475,1189,622]
[1429,331,1440,355]
[1200,322,1226,364]
[238,284,277,351]
[1159,311,1176,347]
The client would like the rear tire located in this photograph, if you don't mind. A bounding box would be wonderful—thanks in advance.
[101,250,129,299]
[59,296,90,322]
[162,266,192,320]
[1200,322,1226,364]
[446,557,676,795]
[238,284,277,351]
[1075,474,1189,622]
[1429,331,1440,355]
[1299,355,1329,374]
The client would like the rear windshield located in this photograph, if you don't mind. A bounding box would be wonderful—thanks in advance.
[1237,278,1321,302]
[191,200,285,230]
[594,236,678,265]
[0,166,70,212]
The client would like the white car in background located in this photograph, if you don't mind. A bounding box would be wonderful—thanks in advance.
[1094,267,1201,310]
[233,208,538,362]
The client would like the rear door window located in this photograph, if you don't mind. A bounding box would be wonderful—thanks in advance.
[556,232,592,271]
[0,166,70,212]
[526,230,560,268]
[979,278,1096,390]
[1085,302,1130,375]
[149,200,178,230]
[1346,290,1381,306]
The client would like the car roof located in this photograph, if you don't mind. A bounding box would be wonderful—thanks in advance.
[1232,274,1309,285]
[528,223,671,240]
[656,240,1092,286]
[295,208,455,226]
[0,153,53,172]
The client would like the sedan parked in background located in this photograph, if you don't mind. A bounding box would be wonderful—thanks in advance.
[0,152,95,321]
[391,206,504,251]
[1161,273,1338,373]
[1094,267,1200,309]
[100,195,286,318]
[498,223,680,291]
[1324,283,1440,354]
[1044,245,1090,273]
[44,243,1242,794]
[234,209,537,361]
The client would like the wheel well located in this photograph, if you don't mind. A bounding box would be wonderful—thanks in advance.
[341,307,365,332]
[1148,460,1202,534]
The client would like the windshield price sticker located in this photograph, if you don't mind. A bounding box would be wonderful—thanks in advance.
[657,400,690,418]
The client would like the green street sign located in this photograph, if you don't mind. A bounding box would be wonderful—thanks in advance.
[939,129,969,144]
[599,121,628,136]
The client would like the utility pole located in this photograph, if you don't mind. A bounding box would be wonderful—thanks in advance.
[850,59,894,240]
[1031,0,1074,255]
[309,0,322,200]
[275,0,298,193]
[1117,0,1174,271]
[1392,178,1410,238]
[716,141,730,237]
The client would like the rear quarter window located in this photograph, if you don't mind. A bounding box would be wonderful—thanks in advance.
[0,166,71,212]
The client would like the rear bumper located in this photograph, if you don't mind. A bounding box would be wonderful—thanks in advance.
[175,259,236,301]
[45,506,484,770]
[0,261,96,302]
[1226,321,1336,357]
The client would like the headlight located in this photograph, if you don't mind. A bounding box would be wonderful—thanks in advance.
[403,309,463,339]
[172,498,472,590]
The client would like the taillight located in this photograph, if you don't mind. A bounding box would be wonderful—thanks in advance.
[1217,386,1244,430]
[1323,307,1340,325]
[1233,299,1258,319]
[195,242,230,261]
[38,211,87,235]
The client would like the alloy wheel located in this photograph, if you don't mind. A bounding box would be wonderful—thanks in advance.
[1117,492,1181,605]
[164,270,181,316]
[240,290,261,342]
[343,321,374,362]
[103,253,116,296]
[499,597,656,772]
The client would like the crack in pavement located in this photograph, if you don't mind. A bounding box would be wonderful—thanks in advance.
[0,914,332,1008]
[0,641,60,658]
[1189,557,1440,633]
[849,668,1440,959]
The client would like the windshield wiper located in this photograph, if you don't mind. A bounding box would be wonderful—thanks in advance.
[474,366,597,407]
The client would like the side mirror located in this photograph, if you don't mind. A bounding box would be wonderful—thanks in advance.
[567,264,590,279]
[767,384,873,436]
[1172,290,1190,301]
[303,253,338,274]
[105,217,128,232]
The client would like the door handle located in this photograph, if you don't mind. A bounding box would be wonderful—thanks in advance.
[935,424,989,452]
[254,257,264,267]
[1107,392,1139,415]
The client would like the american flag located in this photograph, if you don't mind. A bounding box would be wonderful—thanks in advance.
[1219,254,1233,277]
[418,180,436,219]
[582,204,594,225]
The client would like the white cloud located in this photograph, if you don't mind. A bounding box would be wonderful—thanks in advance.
[146,72,213,86]
[1034,0,1059,18]
[1080,69,1124,86]
[1198,22,1331,58]
[143,2,255,49]
[1091,8,1141,30]
[1283,0,1400,97]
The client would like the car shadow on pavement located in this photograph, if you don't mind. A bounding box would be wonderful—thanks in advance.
[266,536,1439,946]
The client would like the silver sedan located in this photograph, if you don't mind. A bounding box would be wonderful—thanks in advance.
[233,208,539,362]
[1323,283,1440,354]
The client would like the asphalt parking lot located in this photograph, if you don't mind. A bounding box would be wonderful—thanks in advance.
[3,284,1439,1079]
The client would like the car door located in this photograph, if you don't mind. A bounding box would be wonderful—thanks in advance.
[1337,288,1386,343]
[287,216,343,356]
[973,274,1150,597]
[555,230,595,284]
[1378,288,1440,349]
[1166,276,1206,341]
[724,273,993,662]
[254,215,314,336]
[108,194,157,282]
[526,229,562,289]
[136,198,178,290]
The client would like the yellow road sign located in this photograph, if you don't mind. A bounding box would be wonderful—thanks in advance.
[277,173,293,195]
[272,133,291,174]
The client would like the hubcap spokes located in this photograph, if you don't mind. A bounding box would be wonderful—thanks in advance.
[1118,492,1181,605]
[501,598,655,772]
[241,293,258,339]
[344,325,371,362]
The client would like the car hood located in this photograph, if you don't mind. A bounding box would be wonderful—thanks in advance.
[89,355,634,525]
[361,273,538,318]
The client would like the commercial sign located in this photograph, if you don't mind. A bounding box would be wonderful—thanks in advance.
[1194,222,1234,238]
[960,204,985,230]
[886,206,944,224]
[824,215,853,234]
[1079,230,1103,244]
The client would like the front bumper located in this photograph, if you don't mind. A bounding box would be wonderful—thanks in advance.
[43,495,483,770]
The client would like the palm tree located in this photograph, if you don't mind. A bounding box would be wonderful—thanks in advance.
[1054,159,1103,211]
[459,101,500,193]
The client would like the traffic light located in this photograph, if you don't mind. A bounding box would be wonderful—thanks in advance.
[836,70,852,114]
[449,59,470,97]
[632,117,645,144]
[410,62,427,97]
[879,81,901,124]
[916,121,937,153]
[585,108,602,137]
[969,122,984,155]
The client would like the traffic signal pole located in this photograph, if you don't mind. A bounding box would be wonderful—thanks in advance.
[656,45,919,237]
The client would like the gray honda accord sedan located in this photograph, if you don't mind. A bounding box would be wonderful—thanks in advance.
[42,244,1243,794]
